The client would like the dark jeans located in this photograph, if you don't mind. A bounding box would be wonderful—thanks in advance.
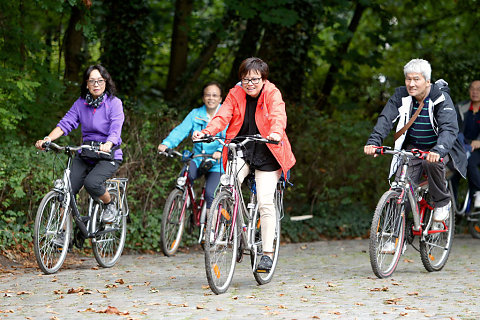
[184,162,221,209]
[396,155,450,207]
[467,150,480,196]
[70,156,121,198]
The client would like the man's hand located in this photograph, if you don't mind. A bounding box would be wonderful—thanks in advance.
[364,145,378,157]
[158,144,168,152]
[426,151,440,162]
[192,130,205,140]
[471,140,480,151]
[212,151,221,160]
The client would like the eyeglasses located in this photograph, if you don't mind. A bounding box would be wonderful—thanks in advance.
[241,77,262,85]
[87,79,105,86]
[204,94,220,98]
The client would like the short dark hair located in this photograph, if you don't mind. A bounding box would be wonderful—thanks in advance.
[80,64,117,98]
[238,57,269,80]
[202,81,223,98]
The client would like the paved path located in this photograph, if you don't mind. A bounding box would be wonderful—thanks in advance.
[1,235,479,319]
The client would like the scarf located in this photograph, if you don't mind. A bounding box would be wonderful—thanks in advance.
[85,92,105,108]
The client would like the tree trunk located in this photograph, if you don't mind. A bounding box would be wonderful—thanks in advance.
[64,5,84,85]
[317,1,366,114]
[165,0,194,101]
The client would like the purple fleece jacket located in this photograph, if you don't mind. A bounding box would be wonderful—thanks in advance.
[57,95,124,160]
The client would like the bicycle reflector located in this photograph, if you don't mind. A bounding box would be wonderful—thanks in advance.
[182,150,193,161]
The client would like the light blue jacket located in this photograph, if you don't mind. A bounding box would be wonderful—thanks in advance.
[161,104,226,173]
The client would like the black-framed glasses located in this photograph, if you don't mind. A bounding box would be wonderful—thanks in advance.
[241,77,262,85]
[204,94,220,98]
[87,79,105,86]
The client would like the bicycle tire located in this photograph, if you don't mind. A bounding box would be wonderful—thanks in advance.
[251,187,282,285]
[420,205,455,272]
[160,189,187,256]
[33,191,72,274]
[369,190,405,278]
[468,219,480,239]
[204,190,238,294]
[92,189,127,268]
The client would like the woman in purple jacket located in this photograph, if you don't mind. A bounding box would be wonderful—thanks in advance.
[35,65,124,223]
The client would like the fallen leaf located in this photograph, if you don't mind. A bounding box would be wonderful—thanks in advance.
[384,298,402,305]
[53,290,63,295]
[216,308,224,311]
[400,312,408,316]
[404,258,414,263]
[370,287,389,292]
[67,287,84,294]
[51,278,57,282]
[0,310,14,313]
[355,302,365,306]
[327,282,337,287]
[196,305,205,309]
[278,305,288,309]
[96,289,109,294]
[105,284,118,288]
[300,245,308,250]
[127,285,133,290]
[201,285,210,289]
[328,310,341,315]
[170,276,176,279]
[304,285,313,289]
[300,298,308,302]
[407,292,419,296]
[115,279,125,284]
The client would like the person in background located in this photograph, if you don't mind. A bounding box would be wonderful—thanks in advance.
[35,64,124,226]
[193,57,296,272]
[158,81,226,210]
[456,80,480,207]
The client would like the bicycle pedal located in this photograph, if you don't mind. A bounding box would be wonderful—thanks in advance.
[255,268,270,273]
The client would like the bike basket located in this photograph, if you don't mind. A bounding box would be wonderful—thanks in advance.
[198,158,215,176]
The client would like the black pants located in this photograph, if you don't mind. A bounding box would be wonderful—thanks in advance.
[396,155,450,207]
[70,156,121,198]
[183,162,221,209]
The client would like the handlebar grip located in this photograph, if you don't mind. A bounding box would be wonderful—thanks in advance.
[267,140,279,145]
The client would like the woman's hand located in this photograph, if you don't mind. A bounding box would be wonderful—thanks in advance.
[100,141,113,153]
[267,132,281,142]
[364,145,378,157]
[212,151,221,160]
[158,144,168,152]
[35,138,50,150]
[192,130,205,140]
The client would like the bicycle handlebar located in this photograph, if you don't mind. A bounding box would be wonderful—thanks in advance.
[373,146,443,161]
[158,148,215,159]
[41,141,111,156]
[194,134,279,148]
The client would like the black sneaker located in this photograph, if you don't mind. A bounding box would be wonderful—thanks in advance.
[102,202,117,223]
[73,226,86,249]
[256,255,273,273]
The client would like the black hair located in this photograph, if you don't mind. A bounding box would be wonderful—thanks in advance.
[80,64,117,98]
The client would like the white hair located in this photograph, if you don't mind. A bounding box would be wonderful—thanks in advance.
[403,59,431,81]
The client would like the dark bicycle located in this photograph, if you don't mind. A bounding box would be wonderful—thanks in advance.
[33,142,129,274]
[159,149,216,256]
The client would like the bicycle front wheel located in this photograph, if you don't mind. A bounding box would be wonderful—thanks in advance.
[92,189,127,268]
[251,186,282,285]
[204,190,238,295]
[161,189,187,256]
[420,205,455,272]
[369,190,405,278]
[34,191,72,274]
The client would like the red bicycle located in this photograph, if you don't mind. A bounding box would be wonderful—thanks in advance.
[369,147,454,278]
[159,149,215,256]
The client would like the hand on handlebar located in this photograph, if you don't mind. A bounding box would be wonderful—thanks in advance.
[425,151,440,163]
[364,145,378,157]
[192,130,205,140]
[212,151,221,160]
[35,139,50,150]
[266,132,281,142]
[99,141,113,153]
[158,144,168,152]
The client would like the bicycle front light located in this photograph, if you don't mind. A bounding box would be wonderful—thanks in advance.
[53,179,64,190]
[220,174,230,186]
[177,176,187,186]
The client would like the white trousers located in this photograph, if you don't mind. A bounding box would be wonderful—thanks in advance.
[233,158,281,253]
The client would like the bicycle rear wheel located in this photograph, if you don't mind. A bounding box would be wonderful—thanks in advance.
[420,205,455,272]
[251,186,282,284]
[369,190,405,278]
[34,191,72,274]
[92,189,127,268]
[204,190,238,294]
[468,217,480,239]
[161,189,187,256]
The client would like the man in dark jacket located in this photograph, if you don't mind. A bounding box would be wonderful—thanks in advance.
[364,59,467,227]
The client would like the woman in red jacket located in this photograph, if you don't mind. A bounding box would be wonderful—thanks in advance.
[193,57,295,271]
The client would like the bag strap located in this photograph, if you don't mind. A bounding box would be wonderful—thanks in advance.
[393,101,424,141]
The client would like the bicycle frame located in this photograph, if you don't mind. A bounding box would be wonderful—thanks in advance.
[387,149,449,238]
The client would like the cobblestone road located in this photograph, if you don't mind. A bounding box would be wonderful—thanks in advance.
[1,235,479,319]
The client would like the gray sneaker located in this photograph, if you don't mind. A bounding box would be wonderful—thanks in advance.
[102,202,117,223]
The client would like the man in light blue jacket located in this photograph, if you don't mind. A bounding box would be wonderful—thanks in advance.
[158,82,226,209]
